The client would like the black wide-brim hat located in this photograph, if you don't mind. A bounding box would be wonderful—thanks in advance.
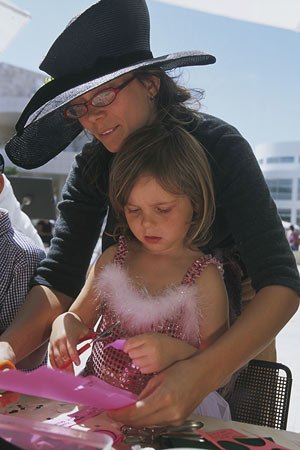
[6,0,216,169]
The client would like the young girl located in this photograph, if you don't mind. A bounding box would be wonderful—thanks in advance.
[49,122,231,419]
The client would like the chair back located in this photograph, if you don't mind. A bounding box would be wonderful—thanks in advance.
[228,359,292,430]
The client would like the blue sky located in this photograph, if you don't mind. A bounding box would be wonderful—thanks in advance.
[1,0,299,150]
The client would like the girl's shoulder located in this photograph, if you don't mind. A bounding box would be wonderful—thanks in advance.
[183,253,223,284]
[95,244,118,270]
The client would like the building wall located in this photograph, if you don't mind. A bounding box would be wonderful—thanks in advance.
[255,141,300,225]
[0,62,89,202]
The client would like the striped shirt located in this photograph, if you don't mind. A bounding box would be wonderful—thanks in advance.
[0,208,45,334]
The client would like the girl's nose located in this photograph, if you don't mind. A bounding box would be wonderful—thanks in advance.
[141,213,155,228]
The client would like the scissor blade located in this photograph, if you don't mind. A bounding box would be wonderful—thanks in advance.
[92,320,120,343]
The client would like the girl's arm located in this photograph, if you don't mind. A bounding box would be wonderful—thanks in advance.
[124,262,229,373]
[195,262,229,351]
[49,245,116,369]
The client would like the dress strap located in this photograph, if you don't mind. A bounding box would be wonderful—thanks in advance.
[114,236,129,266]
[182,254,224,285]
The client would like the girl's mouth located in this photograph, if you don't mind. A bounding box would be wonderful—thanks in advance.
[144,236,161,244]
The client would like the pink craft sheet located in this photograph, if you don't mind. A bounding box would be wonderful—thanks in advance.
[103,339,126,351]
[0,366,137,409]
[197,429,293,450]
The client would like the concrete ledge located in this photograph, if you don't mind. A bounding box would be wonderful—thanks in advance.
[292,250,300,264]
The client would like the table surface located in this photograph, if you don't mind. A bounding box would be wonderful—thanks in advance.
[193,414,300,450]
[0,395,299,449]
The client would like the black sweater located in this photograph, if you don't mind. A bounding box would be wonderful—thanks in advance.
[33,113,300,298]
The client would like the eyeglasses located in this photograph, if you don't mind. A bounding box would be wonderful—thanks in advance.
[64,76,136,119]
[0,154,4,174]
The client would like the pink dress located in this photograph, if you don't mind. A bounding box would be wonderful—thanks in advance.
[84,237,231,419]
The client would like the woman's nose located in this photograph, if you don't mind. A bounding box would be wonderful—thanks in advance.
[85,105,106,122]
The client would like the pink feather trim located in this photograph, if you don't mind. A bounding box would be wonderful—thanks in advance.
[95,264,200,347]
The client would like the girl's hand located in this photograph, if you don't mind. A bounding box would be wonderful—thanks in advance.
[123,333,198,374]
[49,312,90,370]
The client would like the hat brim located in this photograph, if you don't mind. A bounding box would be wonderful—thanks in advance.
[6,51,216,169]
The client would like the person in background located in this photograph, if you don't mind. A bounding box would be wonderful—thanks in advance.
[1,0,299,426]
[50,123,231,420]
[0,157,44,251]
[288,225,299,251]
[0,154,47,387]
[36,219,53,247]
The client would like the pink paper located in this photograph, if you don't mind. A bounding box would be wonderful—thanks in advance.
[207,429,246,440]
[0,366,137,409]
[197,429,292,450]
[103,339,126,351]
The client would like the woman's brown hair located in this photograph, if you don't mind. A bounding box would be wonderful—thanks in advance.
[109,122,215,249]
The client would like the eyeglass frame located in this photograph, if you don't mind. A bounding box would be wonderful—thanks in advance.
[63,75,136,119]
[0,154,4,174]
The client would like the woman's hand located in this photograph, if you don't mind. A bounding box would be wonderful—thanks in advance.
[107,355,211,427]
[123,333,198,374]
[49,312,90,370]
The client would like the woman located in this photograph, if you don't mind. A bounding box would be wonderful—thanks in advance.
[1,0,299,426]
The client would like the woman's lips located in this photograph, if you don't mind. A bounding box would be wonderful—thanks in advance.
[144,236,161,244]
[98,125,118,137]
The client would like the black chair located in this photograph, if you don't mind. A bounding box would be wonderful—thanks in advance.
[228,359,292,430]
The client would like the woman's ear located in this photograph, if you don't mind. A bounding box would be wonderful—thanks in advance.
[145,75,160,100]
[0,174,4,194]
[150,76,160,97]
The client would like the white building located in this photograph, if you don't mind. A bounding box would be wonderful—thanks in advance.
[0,63,89,202]
[255,141,300,225]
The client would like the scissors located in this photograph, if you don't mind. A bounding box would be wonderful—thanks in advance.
[121,420,204,445]
[60,320,120,370]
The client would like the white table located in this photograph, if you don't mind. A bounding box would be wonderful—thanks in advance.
[196,414,300,450]
[1,395,299,449]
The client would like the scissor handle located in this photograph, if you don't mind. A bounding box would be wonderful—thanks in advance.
[0,360,16,371]
[77,342,91,356]
[78,330,97,344]
[59,342,92,370]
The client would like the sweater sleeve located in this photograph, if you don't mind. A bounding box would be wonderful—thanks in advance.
[204,117,300,295]
[32,151,108,298]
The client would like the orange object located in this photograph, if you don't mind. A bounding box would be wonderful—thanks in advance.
[0,359,19,407]
[0,360,16,371]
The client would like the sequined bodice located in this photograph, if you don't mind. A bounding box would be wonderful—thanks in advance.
[84,237,223,394]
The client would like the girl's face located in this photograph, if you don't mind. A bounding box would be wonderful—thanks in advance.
[76,73,159,153]
[124,176,194,255]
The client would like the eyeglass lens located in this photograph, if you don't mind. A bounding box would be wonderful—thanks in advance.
[65,76,135,119]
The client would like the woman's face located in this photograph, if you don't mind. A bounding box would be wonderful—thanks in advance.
[76,73,159,153]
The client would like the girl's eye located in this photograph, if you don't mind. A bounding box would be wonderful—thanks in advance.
[126,208,140,214]
[157,208,171,214]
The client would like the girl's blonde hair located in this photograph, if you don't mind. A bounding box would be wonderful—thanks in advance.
[109,122,215,249]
